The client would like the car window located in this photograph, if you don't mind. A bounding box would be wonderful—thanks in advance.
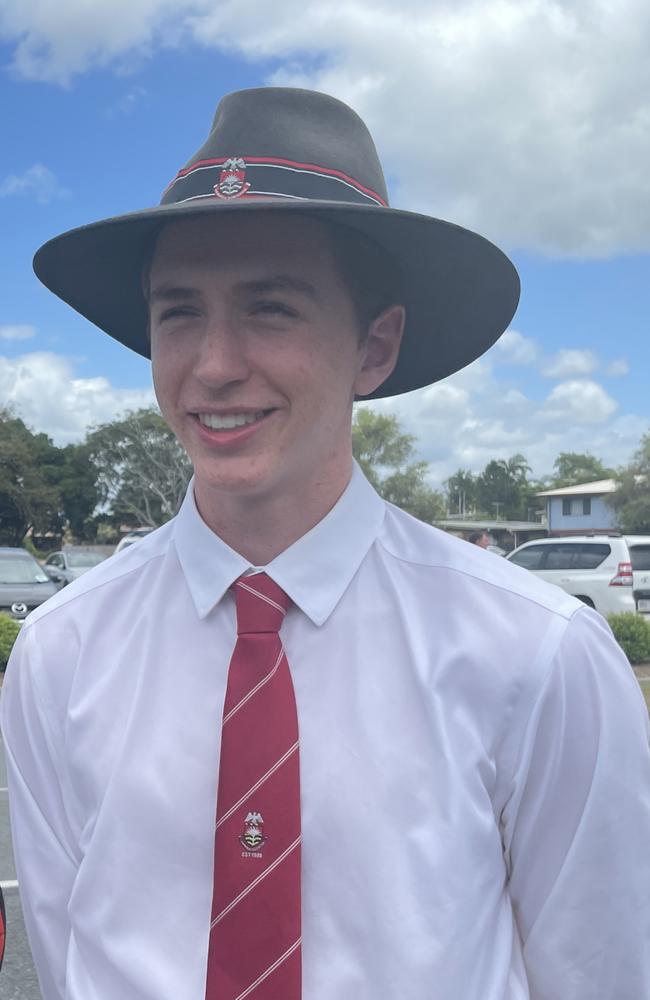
[0,553,50,584]
[67,552,106,568]
[574,543,611,569]
[629,545,650,571]
[544,544,582,570]
[509,545,546,570]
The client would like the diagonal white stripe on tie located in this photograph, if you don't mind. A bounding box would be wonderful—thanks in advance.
[212,836,301,927]
[215,741,299,829]
[233,938,302,1000]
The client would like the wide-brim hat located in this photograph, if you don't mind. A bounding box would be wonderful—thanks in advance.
[33,87,519,400]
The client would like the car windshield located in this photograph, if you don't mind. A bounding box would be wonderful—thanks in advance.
[66,552,106,568]
[0,553,50,584]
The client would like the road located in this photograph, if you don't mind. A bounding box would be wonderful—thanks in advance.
[0,732,42,999]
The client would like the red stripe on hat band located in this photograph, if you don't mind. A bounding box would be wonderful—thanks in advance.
[165,156,387,206]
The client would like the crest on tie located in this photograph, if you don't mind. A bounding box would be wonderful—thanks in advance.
[239,811,268,855]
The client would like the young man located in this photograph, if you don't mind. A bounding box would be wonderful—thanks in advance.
[2,88,649,1000]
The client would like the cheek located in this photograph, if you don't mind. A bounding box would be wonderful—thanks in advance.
[151,344,185,416]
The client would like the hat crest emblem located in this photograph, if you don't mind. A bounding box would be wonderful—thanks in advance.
[214,157,251,199]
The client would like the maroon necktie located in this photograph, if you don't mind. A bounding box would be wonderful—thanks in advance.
[205,573,302,1000]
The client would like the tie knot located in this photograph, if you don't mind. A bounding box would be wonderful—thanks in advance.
[233,573,291,635]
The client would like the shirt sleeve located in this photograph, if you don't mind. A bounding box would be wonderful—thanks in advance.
[1,623,80,1000]
[502,606,650,1000]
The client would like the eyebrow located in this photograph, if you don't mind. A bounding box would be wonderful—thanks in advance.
[148,285,199,305]
[148,275,318,305]
[238,276,318,300]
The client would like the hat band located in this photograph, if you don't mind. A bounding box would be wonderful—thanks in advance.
[161,156,388,208]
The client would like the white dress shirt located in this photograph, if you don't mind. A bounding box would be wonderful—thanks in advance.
[2,465,650,1000]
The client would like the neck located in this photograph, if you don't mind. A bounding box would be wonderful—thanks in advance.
[193,460,354,565]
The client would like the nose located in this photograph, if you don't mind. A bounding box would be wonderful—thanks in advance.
[194,313,251,390]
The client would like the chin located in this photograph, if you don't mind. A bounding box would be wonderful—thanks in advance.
[194,460,275,499]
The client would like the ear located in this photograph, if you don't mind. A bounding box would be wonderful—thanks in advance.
[354,304,405,398]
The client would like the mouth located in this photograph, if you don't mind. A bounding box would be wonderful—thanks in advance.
[196,409,274,431]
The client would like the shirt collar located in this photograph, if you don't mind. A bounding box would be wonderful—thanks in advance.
[172,463,385,626]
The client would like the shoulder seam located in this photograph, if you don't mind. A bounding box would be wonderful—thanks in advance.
[21,550,168,631]
[375,534,577,623]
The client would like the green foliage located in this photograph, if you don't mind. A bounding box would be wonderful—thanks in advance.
[552,452,613,487]
[57,443,100,540]
[446,455,542,521]
[607,612,650,665]
[0,408,62,545]
[87,408,193,528]
[0,613,21,671]
[607,431,650,533]
[352,408,444,523]
[445,469,478,516]
[475,454,537,520]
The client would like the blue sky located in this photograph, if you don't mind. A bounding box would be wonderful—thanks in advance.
[0,1,648,488]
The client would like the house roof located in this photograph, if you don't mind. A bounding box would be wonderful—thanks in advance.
[536,478,617,498]
[436,519,545,531]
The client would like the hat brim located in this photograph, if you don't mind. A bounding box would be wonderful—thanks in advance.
[33,199,519,400]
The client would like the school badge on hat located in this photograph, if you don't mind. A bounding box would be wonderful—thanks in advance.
[214,157,251,199]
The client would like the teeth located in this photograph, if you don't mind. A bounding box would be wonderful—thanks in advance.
[199,411,266,430]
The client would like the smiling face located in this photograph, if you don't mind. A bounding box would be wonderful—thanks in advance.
[148,213,403,527]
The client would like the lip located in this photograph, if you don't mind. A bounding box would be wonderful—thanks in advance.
[190,409,276,449]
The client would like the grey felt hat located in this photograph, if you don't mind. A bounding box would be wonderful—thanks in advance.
[33,87,519,399]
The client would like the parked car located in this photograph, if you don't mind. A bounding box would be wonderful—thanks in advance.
[506,534,650,618]
[0,547,59,623]
[43,549,107,588]
[114,528,154,555]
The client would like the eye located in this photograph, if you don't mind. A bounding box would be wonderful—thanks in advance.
[157,306,201,323]
[250,300,298,318]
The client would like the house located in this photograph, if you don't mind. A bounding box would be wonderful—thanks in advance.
[435,518,546,551]
[536,479,618,535]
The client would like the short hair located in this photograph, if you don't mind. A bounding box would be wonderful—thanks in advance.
[468,531,488,545]
[322,219,404,340]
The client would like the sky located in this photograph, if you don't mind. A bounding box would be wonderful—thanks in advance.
[0,0,648,490]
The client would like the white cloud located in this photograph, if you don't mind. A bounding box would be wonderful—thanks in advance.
[0,324,36,341]
[0,164,69,203]
[0,344,641,491]
[541,379,618,425]
[0,351,155,444]
[107,85,147,117]
[2,0,650,254]
[494,329,539,365]
[356,361,642,488]
[541,348,599,378]
[605,357,630,376]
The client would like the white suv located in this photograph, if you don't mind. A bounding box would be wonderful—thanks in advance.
[506,535,650,618]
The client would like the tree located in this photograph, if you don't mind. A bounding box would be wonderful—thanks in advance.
[444,469,478,516]
[87,408,193,528]
[552,452,613,487]
[57,444,101,540]
[352,409,444,522]
[475,453,533,520]
[607,432,650,533]
[0,409,62,545]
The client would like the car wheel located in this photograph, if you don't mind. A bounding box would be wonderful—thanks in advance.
[576,595,595,608]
